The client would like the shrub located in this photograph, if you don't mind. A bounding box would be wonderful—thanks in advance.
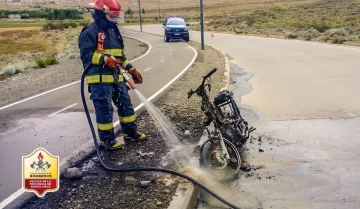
[35,56,59,68]
[0,61,37,77]
[35,58,47,68]
[234,29,244,34]
[331,36,347,44]
[325,28,348,37]
[22,61,37,70]
[1,66,16,77]
[244,15,256,26]
[318,35,331,42]
[286,32,298,39]
[237,22,249,30]
[43,21,78,31]
[45,57,59,65]
[303,28,320,41]
[311,22,330,33]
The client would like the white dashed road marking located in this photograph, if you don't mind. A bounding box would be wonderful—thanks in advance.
[48,103,78,117]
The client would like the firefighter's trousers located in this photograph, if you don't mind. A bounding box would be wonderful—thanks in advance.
[89,81,137,142]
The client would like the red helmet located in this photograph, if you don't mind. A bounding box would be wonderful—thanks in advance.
[89,0,121,18]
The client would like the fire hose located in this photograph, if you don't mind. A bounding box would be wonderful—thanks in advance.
[80,65,240,209]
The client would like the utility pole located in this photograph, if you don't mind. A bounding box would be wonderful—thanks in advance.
[158,1,160,23]
[138,0,143,32]
[200,0,204,50]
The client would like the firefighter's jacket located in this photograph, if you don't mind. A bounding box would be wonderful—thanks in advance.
[78,11,133,84]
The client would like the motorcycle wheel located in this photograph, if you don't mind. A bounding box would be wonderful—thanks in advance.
[199,138,241,181]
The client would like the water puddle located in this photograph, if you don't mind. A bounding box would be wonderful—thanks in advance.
[229,63,253,104]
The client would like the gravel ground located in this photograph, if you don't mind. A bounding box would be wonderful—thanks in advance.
[0,37,147,107]
[20,42,226,209]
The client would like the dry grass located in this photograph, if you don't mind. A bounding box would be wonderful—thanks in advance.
[0,27,42,32]
[0,28,71,70]
[187,0,359,44]
[0,39,48,55]
[0,61,37,77]
[0,29,59,56]
[122,0,359,45]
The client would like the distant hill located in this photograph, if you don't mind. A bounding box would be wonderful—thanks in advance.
[0,0,261,10]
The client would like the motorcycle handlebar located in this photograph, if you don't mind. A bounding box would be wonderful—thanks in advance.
[203,68,217,80]
[188,68,217,99]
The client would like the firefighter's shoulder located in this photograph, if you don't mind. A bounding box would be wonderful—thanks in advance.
[80,22,97,35]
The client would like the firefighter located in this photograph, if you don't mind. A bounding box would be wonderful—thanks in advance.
[78,0,147,150]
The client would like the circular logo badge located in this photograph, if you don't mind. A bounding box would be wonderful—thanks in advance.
[101,34,105,40]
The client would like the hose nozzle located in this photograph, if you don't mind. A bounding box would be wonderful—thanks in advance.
[116,64,136,90]
[122,72,136,90]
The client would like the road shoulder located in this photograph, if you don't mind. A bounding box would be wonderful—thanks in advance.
[14,41,226,209]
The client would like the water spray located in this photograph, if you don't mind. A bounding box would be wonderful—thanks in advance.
[81,65,240,209]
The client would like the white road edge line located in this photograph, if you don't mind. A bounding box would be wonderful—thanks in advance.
[48,103,78,117]
[0,35,153,209]
[160,59,165,62]
[0,36,197,209]
[144,67,152,72]
[0,35,152,112]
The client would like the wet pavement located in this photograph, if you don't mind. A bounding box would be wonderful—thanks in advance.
[128,24,360,208]
[197,63,360,209]
[126,24,360,120]
[0,30,196,204]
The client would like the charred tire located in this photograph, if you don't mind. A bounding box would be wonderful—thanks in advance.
[199,138,241,181]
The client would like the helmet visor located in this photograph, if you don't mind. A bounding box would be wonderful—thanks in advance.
[107,10,120,18]
[107,13,121,23]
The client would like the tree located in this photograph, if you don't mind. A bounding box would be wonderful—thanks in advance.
[47,12,55,20]
[142,8,145,14]
[126,7,133,17]
[0,12,7,19]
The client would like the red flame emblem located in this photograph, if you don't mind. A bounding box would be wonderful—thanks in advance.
[38,152,44,160]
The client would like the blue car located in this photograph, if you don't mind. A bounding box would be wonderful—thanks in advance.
[163,16,190,42]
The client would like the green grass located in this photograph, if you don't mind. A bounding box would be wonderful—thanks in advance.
[35,57,59,68]
[0,19,46,28]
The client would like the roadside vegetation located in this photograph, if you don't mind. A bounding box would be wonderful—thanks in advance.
[0,9,84,20]
[191,0,359,45]
[126,0,360,45]
[0,16,89,79]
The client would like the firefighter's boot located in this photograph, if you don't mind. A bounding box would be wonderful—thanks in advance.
[123,131,147,141]
[101,139,123,150]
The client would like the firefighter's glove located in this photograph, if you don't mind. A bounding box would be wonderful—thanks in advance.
[104,55,122,69]
[128,68,143,84]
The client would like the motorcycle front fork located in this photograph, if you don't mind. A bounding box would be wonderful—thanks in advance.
[206,127,230,160]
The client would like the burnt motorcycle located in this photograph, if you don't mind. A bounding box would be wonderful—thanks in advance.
[188,68,256,180]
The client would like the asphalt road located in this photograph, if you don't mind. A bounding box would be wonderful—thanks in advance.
[0,30,196,205]
[126,25,360,208]
[126,24,360,120]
